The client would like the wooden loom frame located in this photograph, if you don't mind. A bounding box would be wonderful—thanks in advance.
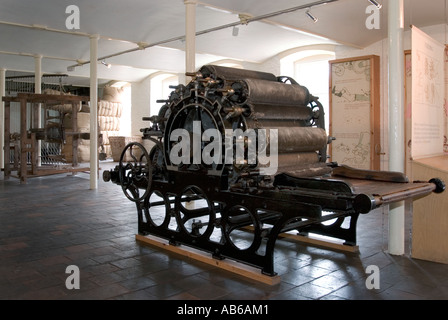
[2,93,93,183]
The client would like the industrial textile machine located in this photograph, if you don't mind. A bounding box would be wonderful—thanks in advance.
[103,65,445,276]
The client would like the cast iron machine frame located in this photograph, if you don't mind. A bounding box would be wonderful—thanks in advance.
[103,65,444,277]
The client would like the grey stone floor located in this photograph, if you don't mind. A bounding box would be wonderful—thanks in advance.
[1,161,448,301]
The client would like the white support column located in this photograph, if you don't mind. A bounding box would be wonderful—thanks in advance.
[34,54,42,166]
[184,0,197,210]
[0,68,5,171]
[34,55,42,94]
[388,0,406,255]
[90,34,99,190]
[184,0,196,79]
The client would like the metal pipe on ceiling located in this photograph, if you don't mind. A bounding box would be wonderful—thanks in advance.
[0,20,138,45]
[0,50,78,62]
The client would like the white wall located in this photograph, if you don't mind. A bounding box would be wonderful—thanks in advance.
[131,75,151,137]
[131,72,184,137]
[119,85,132,137]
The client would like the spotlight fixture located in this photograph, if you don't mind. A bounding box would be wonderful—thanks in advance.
[305,9,318,23]
[368,0,382,9]
[101,60,112,68]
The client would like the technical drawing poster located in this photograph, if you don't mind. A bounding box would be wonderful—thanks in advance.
[411,26,445,159]
[330,58,372,170]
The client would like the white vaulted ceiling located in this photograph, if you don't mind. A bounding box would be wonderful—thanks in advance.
[0,0,447,86]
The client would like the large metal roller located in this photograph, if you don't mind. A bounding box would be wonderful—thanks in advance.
[199,64,277,83]
[247,105,312,121]
[274,127,328,154]
[246,119,310,129]
[236,78,311,107]
[261,152,320,169]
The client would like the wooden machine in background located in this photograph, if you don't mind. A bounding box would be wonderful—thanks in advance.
[2,93,97,183]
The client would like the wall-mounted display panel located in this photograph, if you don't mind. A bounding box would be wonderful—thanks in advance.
[329,55,380,170]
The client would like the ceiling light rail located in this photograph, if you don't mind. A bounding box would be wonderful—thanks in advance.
[66,0,339,71]
[0,50,78,62]
[0,20,139,45]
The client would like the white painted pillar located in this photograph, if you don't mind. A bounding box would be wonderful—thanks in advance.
[90,34,99,190]
[34,55,42,94]
[0,68,5,170]
[184,0,196,209]
[34,54,42,166]
[388,0,406,255]
[184,0,196,79]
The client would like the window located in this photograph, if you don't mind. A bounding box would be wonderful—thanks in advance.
[280,48,335,133]
[150,73,179,116]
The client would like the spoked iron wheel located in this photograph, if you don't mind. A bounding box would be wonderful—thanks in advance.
[118,142,152,202]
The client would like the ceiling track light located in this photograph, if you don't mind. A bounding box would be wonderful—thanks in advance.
[101,60,111,68]
[368,0,382,9]
[305,9,318,23]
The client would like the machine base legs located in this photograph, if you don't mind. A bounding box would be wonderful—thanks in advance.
[135,233,282,286]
